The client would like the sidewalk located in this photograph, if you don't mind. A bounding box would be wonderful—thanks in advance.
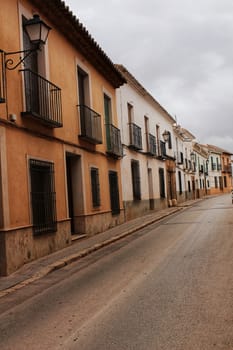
[0,199,200,298]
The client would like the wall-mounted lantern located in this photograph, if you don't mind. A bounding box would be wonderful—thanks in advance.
[4,14,51,70]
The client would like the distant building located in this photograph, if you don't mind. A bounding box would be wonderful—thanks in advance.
[115,65,177,220]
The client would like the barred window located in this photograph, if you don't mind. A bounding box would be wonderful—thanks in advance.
[29,159,57,235]
[91,167,100,207]
[131,160,141,200]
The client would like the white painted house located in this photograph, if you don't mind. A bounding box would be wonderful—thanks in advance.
[115,65,177,220]
[173,126,197,202]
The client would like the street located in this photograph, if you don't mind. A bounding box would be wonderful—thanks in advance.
[0,194,233,349]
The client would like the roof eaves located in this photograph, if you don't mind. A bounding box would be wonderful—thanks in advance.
[30,0,126,88]
[115,64,176,124]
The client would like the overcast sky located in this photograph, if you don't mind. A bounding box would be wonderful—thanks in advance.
[65,0,233,152]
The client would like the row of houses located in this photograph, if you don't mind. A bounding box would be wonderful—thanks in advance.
[0,0,232,275]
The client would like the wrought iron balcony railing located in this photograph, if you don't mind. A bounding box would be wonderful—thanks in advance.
[129,123,142,150]
[106,123,123,158]
[20,69,62,128]
[211,163,217,171]
[78,104,102,144]
[222,164,232,174]
[147,133,156,156]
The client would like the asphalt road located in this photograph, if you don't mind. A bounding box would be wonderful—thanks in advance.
[0,194,233,349]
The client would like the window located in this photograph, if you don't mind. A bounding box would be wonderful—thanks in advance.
[167,131,172,149]
[78,66,90,106]
[29,159,57,235]
[109,171,120,215]
[127,103,133,123]
[159,168,165,198]
[180,152,184,164]
[131,160,141,200]
[144,116,149,151]
[104,93,112,151]
[91,167,100,207]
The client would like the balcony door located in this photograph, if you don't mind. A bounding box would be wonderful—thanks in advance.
[23,16,39,114]
[104,94,112,150]
[78,67,91,136]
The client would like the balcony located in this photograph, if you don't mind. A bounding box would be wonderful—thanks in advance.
[106,124,123,158]
[20,69,62,128]
[129,123,142,150]
[78,105,102,144]
[147,133,156,156]
[222,164,232,174]
[211,163,217,171]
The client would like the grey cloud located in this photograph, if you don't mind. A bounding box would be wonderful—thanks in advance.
[65,0,233,152]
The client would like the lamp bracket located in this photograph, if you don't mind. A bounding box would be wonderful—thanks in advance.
[4,47,38,70]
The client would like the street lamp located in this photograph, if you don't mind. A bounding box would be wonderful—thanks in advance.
[4,14,51,70]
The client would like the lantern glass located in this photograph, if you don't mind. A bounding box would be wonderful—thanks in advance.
[24,14,51,45]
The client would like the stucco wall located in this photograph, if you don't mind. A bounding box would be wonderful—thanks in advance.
[1,220,70,275]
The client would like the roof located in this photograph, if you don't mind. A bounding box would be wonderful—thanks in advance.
[115,64,176,124]
[206,144,233,155]
[173,125,196,141]
[30,0,126,88]
[193,142,209,158]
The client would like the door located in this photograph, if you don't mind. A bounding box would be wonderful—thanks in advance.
[104,94,112,150]
[65,153,84,234]
[23,16,39,113]
[109,171,120,215]
[148,168,154,210]
[66,155,75,233]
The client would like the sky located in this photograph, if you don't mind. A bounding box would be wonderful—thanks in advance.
[65,0,233,152]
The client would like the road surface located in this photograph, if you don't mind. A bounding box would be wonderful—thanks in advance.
[0,194,233,349]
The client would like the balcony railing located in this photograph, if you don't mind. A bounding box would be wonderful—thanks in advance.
[160,140,166,158]
[222,164,232,174]
[20,69,62,128]
[106,123,123,158]
[0,50,5,103]
[211,163,217,170]
[129,123,142,150]
[78,105,102,144]
[147,133,156,156]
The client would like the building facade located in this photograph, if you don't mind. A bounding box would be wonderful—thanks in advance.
[0,0,125,275]
[116,65,177,221]
[206,145,232,195]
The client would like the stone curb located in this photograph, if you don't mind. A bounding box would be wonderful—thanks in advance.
[0,206,183,299]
